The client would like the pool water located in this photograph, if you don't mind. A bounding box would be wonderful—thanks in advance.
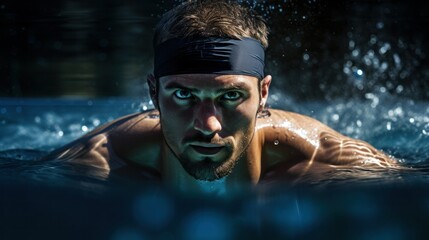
[2,0,429,238]
[1,96,429,239]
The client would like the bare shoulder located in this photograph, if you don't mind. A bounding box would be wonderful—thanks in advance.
[44,110,163,171]
[256,108,397,169]
[109,110,163,167]
[257,109,338,133]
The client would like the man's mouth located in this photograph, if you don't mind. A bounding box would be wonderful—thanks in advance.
[190,144,224,155]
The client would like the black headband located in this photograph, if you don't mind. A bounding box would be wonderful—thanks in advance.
[154,37,265,79]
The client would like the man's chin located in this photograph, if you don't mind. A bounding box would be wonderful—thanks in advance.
[181,158,233,181]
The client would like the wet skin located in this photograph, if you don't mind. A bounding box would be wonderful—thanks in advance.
[44,74,398,192]
[155,74,264,181]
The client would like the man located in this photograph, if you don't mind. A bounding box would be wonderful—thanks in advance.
[45,0,396,193]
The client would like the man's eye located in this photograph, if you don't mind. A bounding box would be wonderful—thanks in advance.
[222,91,241,101]
[174,89,192,99]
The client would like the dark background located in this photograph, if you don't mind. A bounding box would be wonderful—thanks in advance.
[1,0,428,100]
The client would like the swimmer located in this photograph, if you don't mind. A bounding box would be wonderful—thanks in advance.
[44,0,397,192]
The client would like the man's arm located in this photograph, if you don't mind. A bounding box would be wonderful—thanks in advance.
[259,109,398,183]
[316,131,395,167]
[42,110,162,172]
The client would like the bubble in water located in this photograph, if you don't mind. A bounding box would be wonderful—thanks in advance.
[274,140,279,145]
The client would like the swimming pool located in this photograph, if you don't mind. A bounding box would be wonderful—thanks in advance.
[2,0,429,239]
[1,96,429,239]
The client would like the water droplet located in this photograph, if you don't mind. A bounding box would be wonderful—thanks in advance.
[81,125,88,132]
[356,69,363,76]
[92,118,101,126]
[380,62,388,72]
[274,140,279,145]
[369,35,377,45]
[349,40,355,49]
[379,43,391,54]
[303,53,310,61]
[393,54,401,68]
[356,120,362,127]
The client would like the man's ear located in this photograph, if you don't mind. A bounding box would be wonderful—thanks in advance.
[259,75,272,111]
[147,74,159,109]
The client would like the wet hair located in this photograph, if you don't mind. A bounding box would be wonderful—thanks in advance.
[153,0,269,49]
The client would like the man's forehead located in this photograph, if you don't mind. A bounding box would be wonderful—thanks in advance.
[159,74,259,88]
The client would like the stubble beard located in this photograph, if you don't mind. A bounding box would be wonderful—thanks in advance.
[159,109,257,181]
[165,130,254,182]
[179,150,237,181]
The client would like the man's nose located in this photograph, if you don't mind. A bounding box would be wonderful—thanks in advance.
[193,101,222,135]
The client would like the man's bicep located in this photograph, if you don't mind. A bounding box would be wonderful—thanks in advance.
[316,131,397,167]
[263,109,397,167]
[42,134,111,169]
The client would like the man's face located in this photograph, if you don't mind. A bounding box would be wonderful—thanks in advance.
[156,74,263,181]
